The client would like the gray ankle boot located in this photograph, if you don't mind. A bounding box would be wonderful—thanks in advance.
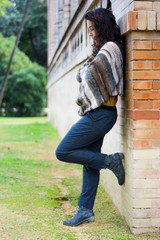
[63,206,95,226]
[104,153,125,185]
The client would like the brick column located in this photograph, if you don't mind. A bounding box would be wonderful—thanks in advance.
[119,0,160,234]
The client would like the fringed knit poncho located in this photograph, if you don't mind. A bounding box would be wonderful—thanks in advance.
[76,41,124,116]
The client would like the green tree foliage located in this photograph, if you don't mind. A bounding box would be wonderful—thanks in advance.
[0,33,47,117]
[0,0,47,67]
[0,0,11,16]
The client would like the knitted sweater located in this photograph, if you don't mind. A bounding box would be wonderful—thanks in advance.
[76,41,124,116]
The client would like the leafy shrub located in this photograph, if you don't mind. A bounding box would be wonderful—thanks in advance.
[0,33,47,116]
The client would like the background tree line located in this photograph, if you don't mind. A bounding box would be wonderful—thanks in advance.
[0,0,47,116]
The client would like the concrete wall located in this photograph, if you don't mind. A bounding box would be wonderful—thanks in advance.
[47,0,160,234]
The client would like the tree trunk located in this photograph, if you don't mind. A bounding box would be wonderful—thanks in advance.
[0,0,31,107]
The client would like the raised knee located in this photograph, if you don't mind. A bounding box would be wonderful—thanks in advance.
[55,146,64,161]
[55,144,70,162]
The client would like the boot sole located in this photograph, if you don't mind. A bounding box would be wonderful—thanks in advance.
[118,153,125,160]
[63,216,95,226]
[118,153,125,185]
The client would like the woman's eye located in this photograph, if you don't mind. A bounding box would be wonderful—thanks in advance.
[88,28,94,33]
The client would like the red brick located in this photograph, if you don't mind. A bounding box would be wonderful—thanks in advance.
[134,91,151,100]
[126,90,134,100]
[132,111,159,120]
[134,129,160,139]
[133,61,152,70]
[133,71,160,80]
[133,140,152,149]
[133,120,152,129]
[128,11,137,30]
[126,81,133,90]
[152,140,160,148]
[126,100,134,109]
[133,41,152,50]
[134,91,160,100]
[134,100,153,109]
[153,41,160,49]
[153,100,160,109]
[152,91,160,99]
[153,61,160,69]
[153,81,160,90]
[133,51,160,60]
[152,120,160,128]
[126,71,133,80]
[127,51,133,62]
[127,62,133,71]
[133,81,152,89]
[133,31,160,40]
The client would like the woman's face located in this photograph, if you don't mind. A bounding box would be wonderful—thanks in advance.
[87,20,97,40]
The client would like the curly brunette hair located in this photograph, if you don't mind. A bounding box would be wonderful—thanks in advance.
[85,8,123,58]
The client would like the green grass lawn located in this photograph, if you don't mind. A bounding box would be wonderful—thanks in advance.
[0,117,159,240]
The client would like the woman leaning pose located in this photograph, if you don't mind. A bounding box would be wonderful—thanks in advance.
[56,8,125,226]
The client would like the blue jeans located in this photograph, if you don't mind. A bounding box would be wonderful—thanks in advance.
[56,105,117,210]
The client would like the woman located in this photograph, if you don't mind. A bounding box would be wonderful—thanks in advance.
[56,8,125,226]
